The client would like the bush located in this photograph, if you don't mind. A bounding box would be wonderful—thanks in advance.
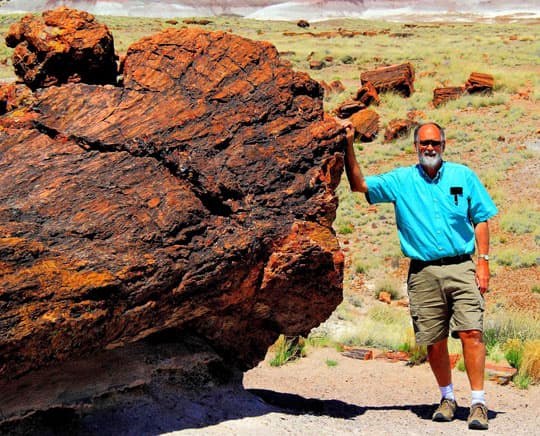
[518,340,540,384]
[504,338,524,370]
[270,335,306,367]
[408,345,428,366]
[340,54,355,64]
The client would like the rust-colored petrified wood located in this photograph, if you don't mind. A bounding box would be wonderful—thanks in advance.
[350,109,380,142]
[5,7,117,90]
[384,118,419,142]
[0,23,346,385]
[333,99,365,119]
[433,86,465,107]
[360,63,415,97]
[353,81,380,106]
[320,79,345,97]
[465,72,494,93]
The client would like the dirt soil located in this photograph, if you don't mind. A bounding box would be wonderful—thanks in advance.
[167,346,538,436]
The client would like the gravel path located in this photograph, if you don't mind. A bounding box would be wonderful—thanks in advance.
[172,347,539,436]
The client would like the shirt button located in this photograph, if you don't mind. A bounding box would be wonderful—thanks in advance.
[438,247,443,250]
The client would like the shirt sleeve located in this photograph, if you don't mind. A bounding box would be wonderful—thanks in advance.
[467,170,498,223]
[365,171,399,204]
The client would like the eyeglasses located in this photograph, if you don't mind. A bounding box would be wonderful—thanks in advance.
[418,140,442,147]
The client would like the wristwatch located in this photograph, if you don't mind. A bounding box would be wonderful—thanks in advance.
[478,254,490,261]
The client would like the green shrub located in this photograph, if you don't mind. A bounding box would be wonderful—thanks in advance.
[374,277,402,300]
[408,345,428,366]
[504,338,524,370]
[513,373,531,389]
[326,359,338,367]
[518,339,540,384]
[270,335,306,367]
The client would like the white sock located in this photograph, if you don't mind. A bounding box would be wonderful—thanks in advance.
[471,390,486,405]
[440,383,455,401]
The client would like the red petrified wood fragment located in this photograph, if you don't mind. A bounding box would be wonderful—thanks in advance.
[384,118,419,142]
[433,86,465,107]
[353,81,380,106]
[5,7,117,90]
[360,63,415,97]
[350,109,380,142]
[465,72,494,93]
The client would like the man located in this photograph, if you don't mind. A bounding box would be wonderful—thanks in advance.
[343,121,498,430]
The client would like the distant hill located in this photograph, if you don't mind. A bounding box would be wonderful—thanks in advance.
[0,0,538,21]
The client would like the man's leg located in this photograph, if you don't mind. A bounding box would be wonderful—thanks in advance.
[427,337,452,387]
[458,330,485,391]
[459,329,489,429]
[428,337,458,422]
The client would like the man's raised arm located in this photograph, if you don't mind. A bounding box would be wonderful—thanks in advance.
[341,120,368,193]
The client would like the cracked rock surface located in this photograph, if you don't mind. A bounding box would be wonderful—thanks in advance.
[0,8,345,408]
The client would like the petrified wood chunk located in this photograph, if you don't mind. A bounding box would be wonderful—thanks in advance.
[353,81,380,106]
[333,99,365,119]
[433,86,465,107]
[0,82,35,115]
[309,60,325,70]
[5,7,117,90]
[360,63,415,97]
[0,23,345,387]
[350,109,379,142]
[320,79,345,97]
[465,72,494,93]
[384,118,419,142]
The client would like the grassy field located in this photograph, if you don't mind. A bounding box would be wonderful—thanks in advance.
[1,13,539,384]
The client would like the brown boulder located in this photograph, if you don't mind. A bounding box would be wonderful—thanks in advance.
[5,7,117,90]
[0,20,345,399]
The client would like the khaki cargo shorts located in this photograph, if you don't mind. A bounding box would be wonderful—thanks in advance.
[406,259,484,345]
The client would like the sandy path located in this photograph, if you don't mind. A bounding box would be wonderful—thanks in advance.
[172,347,539,436]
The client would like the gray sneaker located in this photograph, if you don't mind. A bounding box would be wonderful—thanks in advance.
[468,403,489,430]
[432,398,457,422]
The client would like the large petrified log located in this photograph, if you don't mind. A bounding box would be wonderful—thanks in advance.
[5,7,117,90]
[360,63,415,97]
[0,15,345,397]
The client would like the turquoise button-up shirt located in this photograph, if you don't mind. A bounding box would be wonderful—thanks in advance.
[365,162,498,261]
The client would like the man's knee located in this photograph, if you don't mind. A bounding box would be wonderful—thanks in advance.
[457,330,484,344]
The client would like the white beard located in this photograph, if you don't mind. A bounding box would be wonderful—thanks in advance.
[418,150,442,170]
